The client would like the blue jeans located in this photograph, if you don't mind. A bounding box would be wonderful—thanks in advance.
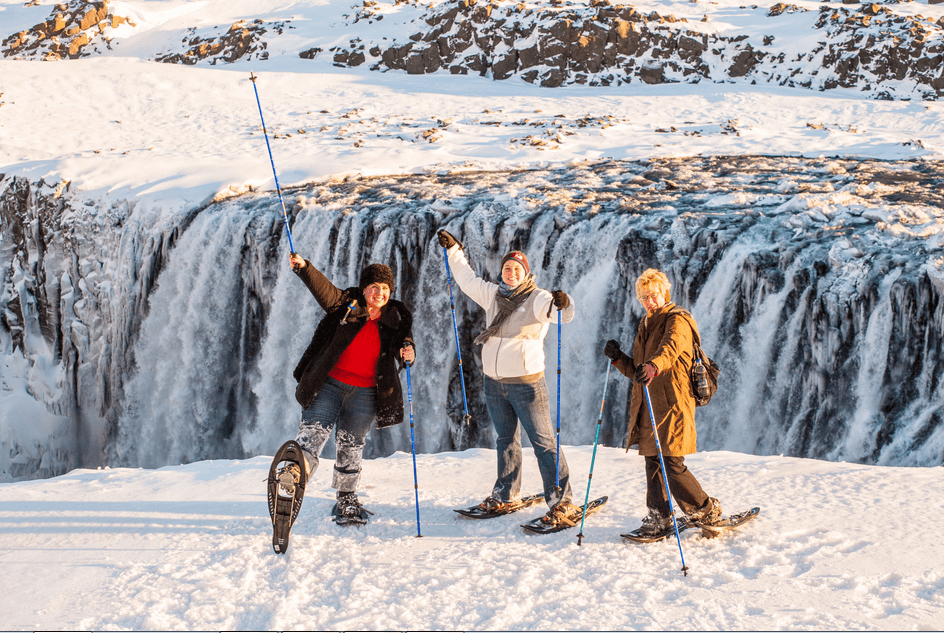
[295,377,376,493]
[484,375,573,507]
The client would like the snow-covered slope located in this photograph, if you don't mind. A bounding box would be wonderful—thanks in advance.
[1,447,943,630]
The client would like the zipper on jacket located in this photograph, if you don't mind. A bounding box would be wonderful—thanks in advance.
[340,300,358,325]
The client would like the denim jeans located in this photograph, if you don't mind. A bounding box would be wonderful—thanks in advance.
[484,375,573,507]
[295,377,376,493]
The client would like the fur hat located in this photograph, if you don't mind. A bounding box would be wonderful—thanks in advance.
[500,251,530,275]
[359,263,395,293]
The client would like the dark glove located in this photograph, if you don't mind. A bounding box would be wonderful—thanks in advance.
[603,339,621,361]
[634,362,656,385]
[546,290,569,317]
[437,229,462,250]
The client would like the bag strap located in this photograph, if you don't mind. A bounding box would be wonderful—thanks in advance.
[668,307,708,364]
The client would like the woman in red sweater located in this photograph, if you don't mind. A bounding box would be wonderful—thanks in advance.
[283,252,415,522]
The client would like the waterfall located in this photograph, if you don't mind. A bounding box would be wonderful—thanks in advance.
[3,157,943,479]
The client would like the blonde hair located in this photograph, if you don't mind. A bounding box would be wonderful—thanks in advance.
[635,268,672,302]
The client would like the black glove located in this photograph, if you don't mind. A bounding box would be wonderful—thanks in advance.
[546,290,569,317]
[437,229,462,250]
[603,339,621,361]
[634,362,655,385]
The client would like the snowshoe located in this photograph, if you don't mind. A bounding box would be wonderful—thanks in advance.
[267,440,308,554]
[520,496,608,534]
[621,516,692,543]
[622,507,760,543]
[690,507,761,538]
[454,493,545,519]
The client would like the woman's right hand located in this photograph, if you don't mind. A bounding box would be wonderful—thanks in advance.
[290,252,306,272]
[438,230,462,250]
[603,339,621,361]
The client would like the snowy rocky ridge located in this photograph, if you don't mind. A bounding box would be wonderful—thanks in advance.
[3,0,944,98]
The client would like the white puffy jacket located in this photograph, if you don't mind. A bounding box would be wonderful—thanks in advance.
[447,244,576,380]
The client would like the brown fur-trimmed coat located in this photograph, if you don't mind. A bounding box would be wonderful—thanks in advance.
[611,303,699,456]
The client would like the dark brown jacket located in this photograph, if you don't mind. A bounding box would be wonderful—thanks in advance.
[292,261,414,429]
[612,303,698,456]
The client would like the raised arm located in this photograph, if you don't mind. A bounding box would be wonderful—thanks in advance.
[444,243,497,312]
[290,254,346,312]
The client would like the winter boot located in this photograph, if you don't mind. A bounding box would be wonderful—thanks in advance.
[478,496,508,513]
[336,492,363,518]
[638,509,673,535]
[688,497,722,525]
[333,491,373,525]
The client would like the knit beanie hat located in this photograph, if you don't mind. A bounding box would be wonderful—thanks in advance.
[500,251,530,275]
[359,263,395,293]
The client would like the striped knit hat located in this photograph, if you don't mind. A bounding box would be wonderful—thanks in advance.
[500,251,530,275]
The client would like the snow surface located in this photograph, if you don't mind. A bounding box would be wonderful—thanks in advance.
[3,0,944,628]
[2,446,943,630]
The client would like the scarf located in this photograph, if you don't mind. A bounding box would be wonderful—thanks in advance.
[473,276,537,345]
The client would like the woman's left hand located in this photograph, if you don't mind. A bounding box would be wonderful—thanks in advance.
[401,345,415,365]
[635,362,658,385]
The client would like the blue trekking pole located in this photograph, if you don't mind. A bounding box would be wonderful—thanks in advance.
[405,360,422,537]
[249,71,296,254]
[643,383,689,576]
[442,246,472,426]
[576,361,611,546]
[555,311,562,491]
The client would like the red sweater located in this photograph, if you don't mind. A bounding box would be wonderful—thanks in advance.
[329,318,381,387]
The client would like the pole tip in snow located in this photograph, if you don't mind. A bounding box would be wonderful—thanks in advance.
[250,71,257,82]
[682,566,689,576]
[577,533,584,546]
[464,414,471,426]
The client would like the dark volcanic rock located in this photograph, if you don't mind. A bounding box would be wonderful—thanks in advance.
[324,0,943,99]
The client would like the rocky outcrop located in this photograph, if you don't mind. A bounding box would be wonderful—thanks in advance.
[155,19,289,65]
[1,0,133,60]
[325,0,944,99]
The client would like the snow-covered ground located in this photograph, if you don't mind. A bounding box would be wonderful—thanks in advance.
[2,446,943,630]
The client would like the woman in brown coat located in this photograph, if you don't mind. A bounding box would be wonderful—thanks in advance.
[603,268,722,535]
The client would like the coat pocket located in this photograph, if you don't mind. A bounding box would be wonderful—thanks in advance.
[662,381,678,408]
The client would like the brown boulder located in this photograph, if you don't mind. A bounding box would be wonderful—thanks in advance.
[68,32,88,57]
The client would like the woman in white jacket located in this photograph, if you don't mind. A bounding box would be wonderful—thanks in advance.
[438,229,579,527]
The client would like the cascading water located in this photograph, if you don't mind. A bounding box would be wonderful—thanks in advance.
[3,157,943,479]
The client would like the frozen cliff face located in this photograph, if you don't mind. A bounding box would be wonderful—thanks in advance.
[2,156,943,480]
[0,174,201,479]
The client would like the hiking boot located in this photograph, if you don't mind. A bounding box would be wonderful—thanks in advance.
[336,492,365,519]
[276,462,301,498]
[478,496,507,513]
[688,497,723,525]
[638,509,673,535]
[541,501,581,527]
